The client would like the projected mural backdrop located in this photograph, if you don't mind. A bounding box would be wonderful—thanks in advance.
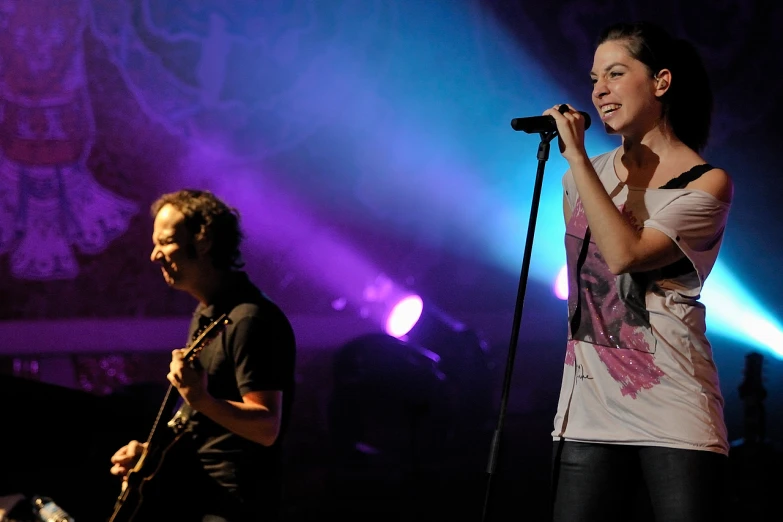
[0,0,137,281]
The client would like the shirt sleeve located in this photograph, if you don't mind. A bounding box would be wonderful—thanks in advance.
[643,189,731,285]
[228,308,295,398]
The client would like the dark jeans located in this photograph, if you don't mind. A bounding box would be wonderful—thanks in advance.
[551,440,727,522]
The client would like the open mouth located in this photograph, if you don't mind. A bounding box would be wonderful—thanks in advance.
[601,104,621,117]
[161,265,176,280]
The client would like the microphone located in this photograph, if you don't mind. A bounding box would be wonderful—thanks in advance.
[510,105,592,133]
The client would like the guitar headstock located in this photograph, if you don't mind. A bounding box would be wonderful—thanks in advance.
[182,313,232,362]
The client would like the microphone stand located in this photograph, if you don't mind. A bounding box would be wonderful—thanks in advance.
[480,127,558,522]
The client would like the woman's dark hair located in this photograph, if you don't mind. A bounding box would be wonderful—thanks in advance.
[597,21,712,152]
[151,189,244,270]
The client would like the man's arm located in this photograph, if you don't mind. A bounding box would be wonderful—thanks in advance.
[190,389,283,447]
[168,349,283,446]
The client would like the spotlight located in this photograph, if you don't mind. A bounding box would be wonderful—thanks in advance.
[329,299,496,478]
[328,333,449,467]
[385,294,423,338]
[554,264,568,300]
[400,299,495,450]
[372,296,495,466]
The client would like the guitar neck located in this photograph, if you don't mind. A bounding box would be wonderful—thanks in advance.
[145,385,181,447]
[109,315,230,522]
[141,313,230,448]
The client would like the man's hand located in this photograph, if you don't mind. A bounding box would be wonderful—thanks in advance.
[168,348,209,407]
[110,440,147,478]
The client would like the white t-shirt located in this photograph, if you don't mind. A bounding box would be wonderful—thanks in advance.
[553,147,731,455]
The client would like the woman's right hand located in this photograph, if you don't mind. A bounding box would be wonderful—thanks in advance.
[110,440,147,478]
[543,104,588,164]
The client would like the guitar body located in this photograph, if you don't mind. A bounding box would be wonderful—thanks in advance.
[106,314,230,522]
[108,429,185,522]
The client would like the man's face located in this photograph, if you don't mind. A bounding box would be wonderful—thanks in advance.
[150,204,198,290]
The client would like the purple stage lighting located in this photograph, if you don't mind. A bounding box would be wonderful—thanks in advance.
[385,295,424,338]
[554,265,568,301]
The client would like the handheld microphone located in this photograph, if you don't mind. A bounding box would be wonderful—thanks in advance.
[510,105,592,133]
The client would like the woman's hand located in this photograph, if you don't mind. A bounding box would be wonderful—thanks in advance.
[543,104,588,163]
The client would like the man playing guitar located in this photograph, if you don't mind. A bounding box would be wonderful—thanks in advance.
[109,189,296,522]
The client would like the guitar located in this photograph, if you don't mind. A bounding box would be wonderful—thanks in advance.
[107,313,231,522]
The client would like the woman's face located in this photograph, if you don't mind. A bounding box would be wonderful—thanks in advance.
[590,40,663,138]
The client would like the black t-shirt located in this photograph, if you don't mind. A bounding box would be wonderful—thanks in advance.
[179,271,296,518]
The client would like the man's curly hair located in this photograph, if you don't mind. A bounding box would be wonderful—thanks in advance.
[151,189,244,270]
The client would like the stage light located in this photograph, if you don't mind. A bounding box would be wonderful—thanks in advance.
[389,297,495,446]
[328,333,448,465]
[329,298,496,476]
[385,294,424,338]
[702,265,783,358]
[554,264,568,300]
